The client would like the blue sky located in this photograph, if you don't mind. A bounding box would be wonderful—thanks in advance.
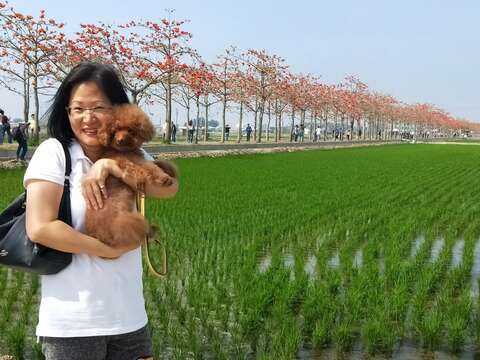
[1,0,479,124]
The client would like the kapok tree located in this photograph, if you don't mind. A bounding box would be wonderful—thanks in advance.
[242,49,287,142]
[0,5,65,140]
[74,22,162,106]
[182,63,214,143]
[212,46,239,142]
[136,16,196,142]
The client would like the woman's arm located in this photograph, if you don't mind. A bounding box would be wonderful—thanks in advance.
[82,158,178,210]
[25,179,136,258]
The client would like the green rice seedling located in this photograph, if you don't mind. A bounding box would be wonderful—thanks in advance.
[6,322,26,360]
[5,144,480,356]
[269,302,302,360]
[361,310,397,354]
[444,291,472,353]
[417,307,443,350]
[332,319,355,352]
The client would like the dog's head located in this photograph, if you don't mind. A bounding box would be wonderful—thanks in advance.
[98,104,155,151]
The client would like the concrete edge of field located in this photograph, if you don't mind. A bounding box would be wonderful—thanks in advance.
[0,141,404,170]
[3,139,475,170]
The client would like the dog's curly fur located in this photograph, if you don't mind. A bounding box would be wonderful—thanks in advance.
[84,104,177,248]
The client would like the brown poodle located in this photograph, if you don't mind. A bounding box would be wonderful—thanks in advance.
[84,103,177,248]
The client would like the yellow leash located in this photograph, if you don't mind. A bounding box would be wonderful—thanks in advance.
[137,190,168,278]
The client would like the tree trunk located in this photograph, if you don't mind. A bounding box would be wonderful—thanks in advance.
[185,103,190,143]
[253,97,258,141]
[257,101,264,143]
[165,79,172,143]
[290,108,295,142]
[204,97,209,142]
[275,114,280,143]
[221,94,227,143]
[237,101,243,143]
[278,112,282,141]
[33,66,40,142]
[23,64,30,124]
[195,96,200,144]
[266,101,271,142]
[309,112,314,141]
[323,113,327,141]
[334,113,338,142]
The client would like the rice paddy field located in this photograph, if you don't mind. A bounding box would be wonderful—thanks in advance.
[1,143,480,359]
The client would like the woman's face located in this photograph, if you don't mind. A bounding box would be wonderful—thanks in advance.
[68,81,113,154]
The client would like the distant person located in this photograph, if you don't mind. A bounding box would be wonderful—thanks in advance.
[162,121,168,142]
[30,113,37,138]
[0,109,12,144]
[299,124,304,142]
[315,126,321,142]
[171,123,177,142]
[245,123,252,142]
[293,125,299,142]
[225,124,230,141]
[13,122,28,160]
[187,120,194,143]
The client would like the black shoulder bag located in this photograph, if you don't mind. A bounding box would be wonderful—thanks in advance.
[0,142,73,274]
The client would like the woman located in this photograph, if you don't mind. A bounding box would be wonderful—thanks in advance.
[24,62,178,359]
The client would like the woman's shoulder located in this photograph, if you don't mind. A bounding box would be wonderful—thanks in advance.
[24,138,66,187]
[36,138,64,152]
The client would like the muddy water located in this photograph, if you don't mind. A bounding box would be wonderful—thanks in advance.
[470,239,480,298]
[430,238,445,263]
[410,235,425,259]
[353,248,363,269]
[298,340,480,359]
[256,238,480,358]
[328,252,340,269]
[451,239,464,269]
[258,254,271,273]
[305,254,317,279]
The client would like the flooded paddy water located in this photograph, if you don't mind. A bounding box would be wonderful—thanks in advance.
[256,235,480,359]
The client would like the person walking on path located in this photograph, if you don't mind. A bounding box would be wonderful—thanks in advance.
[299,124,305,142]
[14,122,28,160]
[171,123,177,143]
[293,124,299,142]
[0,109,13,144]
[225,124,230,141]
[187,120,194,143]
[245,123,252,142]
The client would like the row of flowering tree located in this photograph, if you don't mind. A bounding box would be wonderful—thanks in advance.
[1,2,478,143]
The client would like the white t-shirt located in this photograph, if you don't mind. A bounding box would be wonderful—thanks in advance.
[24,138,148,337]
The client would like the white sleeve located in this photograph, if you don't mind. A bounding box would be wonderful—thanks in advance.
[141,148,154,161]
[23,138,66,187]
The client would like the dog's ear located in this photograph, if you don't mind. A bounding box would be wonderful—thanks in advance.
[135,109,155,143]
[97,118,114,146]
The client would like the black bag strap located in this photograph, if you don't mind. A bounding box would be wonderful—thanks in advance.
[58,142,72,226]
[24,141,73,225]
[60,141,72,182]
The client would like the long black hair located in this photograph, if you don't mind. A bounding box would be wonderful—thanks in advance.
[46,62,130,145]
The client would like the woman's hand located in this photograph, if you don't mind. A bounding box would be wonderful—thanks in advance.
[81,158,124,210]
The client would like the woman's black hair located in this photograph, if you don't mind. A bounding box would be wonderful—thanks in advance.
[46,62,130,145]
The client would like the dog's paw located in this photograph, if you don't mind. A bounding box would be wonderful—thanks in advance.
[151,173,173,187]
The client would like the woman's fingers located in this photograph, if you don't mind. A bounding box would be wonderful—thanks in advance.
[91,182,104,209]
[82,181,105,210]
